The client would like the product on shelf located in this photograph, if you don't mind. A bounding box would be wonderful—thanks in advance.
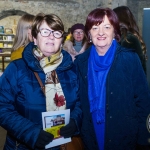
[5,28,13,34]
[0,26,4,33]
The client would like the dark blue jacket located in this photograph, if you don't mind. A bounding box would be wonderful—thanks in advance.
[0,42,82,150]
[75,43,150,150]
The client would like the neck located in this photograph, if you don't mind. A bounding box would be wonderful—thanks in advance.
[95,46,109,56]
[95,40,114,56]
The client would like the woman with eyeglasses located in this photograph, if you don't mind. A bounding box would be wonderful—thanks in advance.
[63,23,88,61]
[0,13,82,150]
[11,13,35,61]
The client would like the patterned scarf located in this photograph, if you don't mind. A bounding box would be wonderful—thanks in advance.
[33,47,66,111]
[88,39,117,123]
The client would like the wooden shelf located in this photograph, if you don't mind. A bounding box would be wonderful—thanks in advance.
[0,33,15,36]
[0,40,13,42]
[0,53,11,72]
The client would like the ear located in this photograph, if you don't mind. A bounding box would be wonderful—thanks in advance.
[33,37,37,45]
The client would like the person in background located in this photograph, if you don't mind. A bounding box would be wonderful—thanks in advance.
[113,6,147,74]
[0,13,81,150]
[64,27,72,42]
[75,7,150,150]
[11,13,35,61]
[63,23,88,61]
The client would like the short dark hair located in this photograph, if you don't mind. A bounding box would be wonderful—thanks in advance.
[32,13,64,39]
[85,8,121,42]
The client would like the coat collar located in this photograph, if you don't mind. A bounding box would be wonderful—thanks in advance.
[75,45,91,63]
[75,43,127,85]
[75,45,92,85]
[22,42,73,72]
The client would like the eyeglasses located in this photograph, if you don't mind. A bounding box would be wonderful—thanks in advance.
[39,29,63,38]
[73,31,84,35]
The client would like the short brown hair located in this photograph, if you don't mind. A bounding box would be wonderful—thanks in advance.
[32,13,64,38]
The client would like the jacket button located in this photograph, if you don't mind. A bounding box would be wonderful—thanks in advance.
[109,139,111,142]
[110,116,112,119]
[85,76,87,78]
[110,92,113,94]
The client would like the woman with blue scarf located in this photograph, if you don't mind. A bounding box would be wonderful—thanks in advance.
[75,8,150,150]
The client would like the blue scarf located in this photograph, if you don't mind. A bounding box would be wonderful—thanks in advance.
[88,39,117,123]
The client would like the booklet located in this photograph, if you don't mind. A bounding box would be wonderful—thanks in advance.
[42,109,71,149]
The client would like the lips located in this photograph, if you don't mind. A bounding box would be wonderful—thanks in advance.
[97,37,106,40]
[46,42,54,46]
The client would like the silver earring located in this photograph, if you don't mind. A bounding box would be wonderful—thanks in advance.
[90,38,92,43]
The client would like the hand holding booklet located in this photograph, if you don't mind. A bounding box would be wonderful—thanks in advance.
[42,109,71,149]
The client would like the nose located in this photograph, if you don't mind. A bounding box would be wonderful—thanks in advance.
[98,27,104,36]
[48,31,54,39]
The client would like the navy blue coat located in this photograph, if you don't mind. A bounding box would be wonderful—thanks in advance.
[0,42,82,150]
[75,43,150,150]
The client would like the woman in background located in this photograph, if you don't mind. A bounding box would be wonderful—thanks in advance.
[64,27,72,42]
[11,13,35,61]
[63,23,88,61]
[113,6,147,74]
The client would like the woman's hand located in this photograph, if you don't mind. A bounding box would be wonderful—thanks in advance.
[60,119,77,138]
[35,130,54,149]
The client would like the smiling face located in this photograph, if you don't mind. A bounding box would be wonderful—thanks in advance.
[89,15,115,55]
[73,29,84,42]
[33,21,63,57]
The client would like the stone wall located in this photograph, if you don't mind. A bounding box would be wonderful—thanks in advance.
[0,0,150,33]
[0,0,126,32]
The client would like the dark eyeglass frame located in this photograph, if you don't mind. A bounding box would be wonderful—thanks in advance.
[39,28,63,39]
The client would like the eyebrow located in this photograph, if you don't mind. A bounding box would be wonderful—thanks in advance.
[104,24,111,26]
[40,28,53,31]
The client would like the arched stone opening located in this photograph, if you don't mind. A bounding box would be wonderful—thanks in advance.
[0,10,27,20]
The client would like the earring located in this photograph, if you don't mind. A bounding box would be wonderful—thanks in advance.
[90,38,92,43]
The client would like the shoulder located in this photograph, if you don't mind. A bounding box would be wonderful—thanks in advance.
[62,49,72,57]
[11,46,24,61]
[127,33,140,43]
[57,50,73,69]
[0,59,28,84]
[6,59,27,74]
[63,40,73,48]
[116,44,141,65]
[74,45,92,66]
[121,33,141,48]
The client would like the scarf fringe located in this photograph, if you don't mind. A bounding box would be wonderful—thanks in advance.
[90,98,105,123]
[97,109,105,123]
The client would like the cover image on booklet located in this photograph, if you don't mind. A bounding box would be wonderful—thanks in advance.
[42,109,71,149]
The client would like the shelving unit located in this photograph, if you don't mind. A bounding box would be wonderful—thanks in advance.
[0,33,15,71]
[0,33,15,51]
